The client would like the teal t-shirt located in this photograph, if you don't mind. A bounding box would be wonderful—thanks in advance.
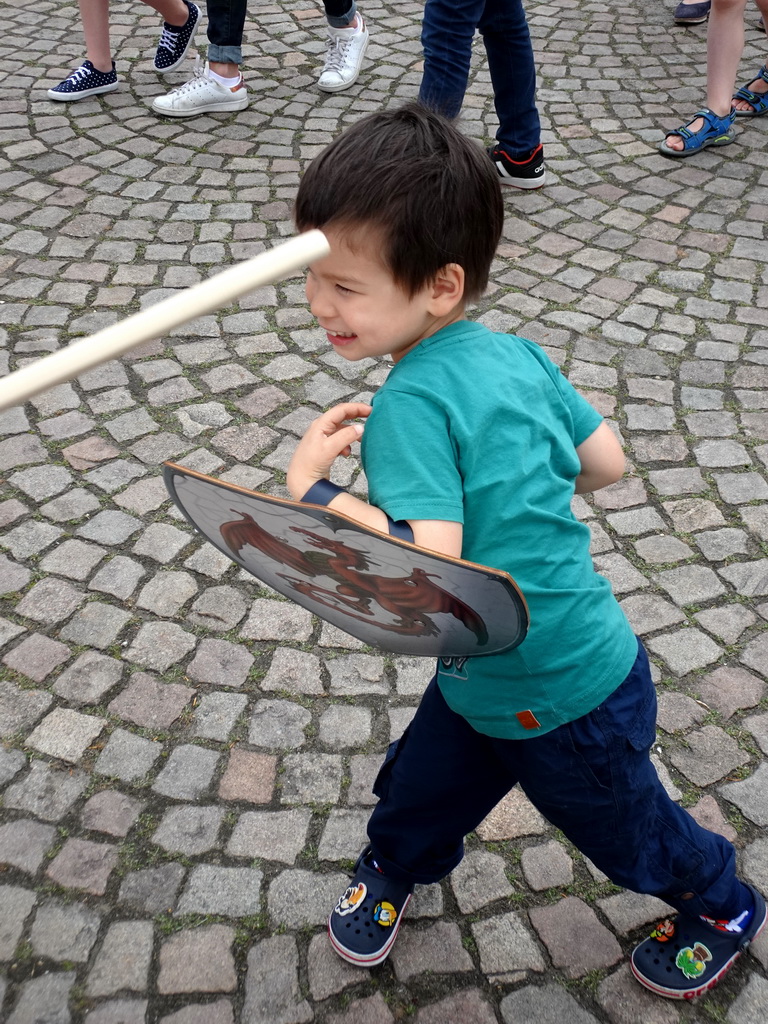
[361,320,638,739]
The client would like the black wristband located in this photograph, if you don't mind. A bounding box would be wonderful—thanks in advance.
[300,479,347,506]
[387,516,414,543]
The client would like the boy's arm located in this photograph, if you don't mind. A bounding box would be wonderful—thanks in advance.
[286,403,463,557]
[574,421,625,494]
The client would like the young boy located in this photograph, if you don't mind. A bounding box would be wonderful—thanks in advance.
[286,104,765,999]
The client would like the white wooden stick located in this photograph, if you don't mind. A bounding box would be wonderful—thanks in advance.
[0,229,329,412]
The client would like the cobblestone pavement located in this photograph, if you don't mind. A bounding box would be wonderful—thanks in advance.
[2,0,768,1021]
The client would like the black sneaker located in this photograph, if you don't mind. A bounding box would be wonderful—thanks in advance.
[328,845,413,966]
[153,1,200,73]
[631,884,767,999]
[47,60,118,101]
[488,143,546,189]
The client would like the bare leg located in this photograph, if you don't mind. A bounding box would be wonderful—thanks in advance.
[142,0,191,25]
[209,62,240,77]
[665,0,747,150]
[732,0,768,110]
[79,0,112,72]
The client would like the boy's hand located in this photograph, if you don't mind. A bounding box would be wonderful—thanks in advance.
[287,402,372,500]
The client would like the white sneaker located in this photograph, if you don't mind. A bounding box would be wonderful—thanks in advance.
[318,17,369,93]
[151,57,249,117]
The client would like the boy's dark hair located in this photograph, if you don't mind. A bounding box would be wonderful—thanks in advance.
[294,103,503,302]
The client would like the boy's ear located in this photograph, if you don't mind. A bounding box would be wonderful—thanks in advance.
[429,263,465,314]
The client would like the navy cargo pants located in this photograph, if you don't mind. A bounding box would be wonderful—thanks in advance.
[368,640,743,920]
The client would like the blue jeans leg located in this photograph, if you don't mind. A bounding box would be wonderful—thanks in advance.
[418,0,540,159]
[367,643,742,919]
[206,0,248,64]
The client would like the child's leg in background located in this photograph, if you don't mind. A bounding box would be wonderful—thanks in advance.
[367,676,519,886]
[707,0,748,115]
[515,641,747,920]
[733,0,768,111]
[418,0,485,119]
[477,0,540,159]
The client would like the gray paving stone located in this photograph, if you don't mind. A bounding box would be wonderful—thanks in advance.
[744,712,768,755]
[95,728,163,782]
[646,628,724,675]
[450,849,514,913]
[500,984,599,1024]
[39,539,107,581]
[86,919,154,996]
[669,725,750,785]
[187,584,248,631]
[654,564,726,605]
[26,707,106,763]
[0,552,32,594]
[82,1000,148,1024]
[187,638,254,686]
[742,633,768,678]
[153,805,224,856]
[6,972,75,1024]
[471,911,546,982]
[0,679,53,736]
[249,699,311,749]
[0,885,36,959]
[240,598,313,638]
[159,1001,234,1024]
[307,931,366,1001]
[59,600,131,648]
[227,808,311,863]
[81,790,144,837]
[152,744,219,800]
[261,647,323,695]
[391,920,474,981]
[0,819,56,873]
[0,747,27,786]
[280,753,343,804]
[89,555,146,599]
[15,577,83,624]
[109,673,195,729]
[30,899,101,960]
[193,692,248,741]
[416,989,497,1024]
[695,666,765,718]
[319,705,372,749]
[317,809,370,861]
[125,621,197,671]
[521,839,574,890]
[118,862,186,914]
[77,510,143,545]
[53,651,124,705]
[619,594,685,635]
[719,558,768,597]
[597,965,679,1024]
[327,654,387,694]
[720,764,768,826]
[529,898,623,977]
[727,974,768,1024]
[136,570,198,616]
[132,522,193,562]
[4,761,87,822]
[157,925,237,995]
[477,786,548,840]
[176,865,263,917]
[596,891,673,935]
[242,936,312,1024]
[657,691,708,733]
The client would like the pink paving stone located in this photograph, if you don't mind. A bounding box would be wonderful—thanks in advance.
[62,437,121,470]
[416,989,498,1024]
[688,793,738,843]
[157,925,237,994]
[46,837,118,895]
[325,993,394,1024]
[592,476,648,510]
[694,666,766,719]
[108,673,195,729]
[391,921,473,982]
[80,790,144,837]
[528,897,623,978]
[218,749,276,803]
[476,787,548,840]
[597,964,679,1024]
[654,205,691,225]
[2,634,70,682]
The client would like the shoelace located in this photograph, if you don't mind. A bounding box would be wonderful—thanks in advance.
[158,25,181,53]
[68,63,94,83]
[167,56,208,95]
[323,36,355,74]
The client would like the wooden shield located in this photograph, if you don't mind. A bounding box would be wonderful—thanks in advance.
[164,463,529,658]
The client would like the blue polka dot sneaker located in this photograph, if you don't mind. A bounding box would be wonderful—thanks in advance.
[153,1,200,73]
[47,60,118,101]
[328,845,413,967]
[631,884,767,999]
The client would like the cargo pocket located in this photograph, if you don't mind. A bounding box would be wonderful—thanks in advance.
[372,724,412,802]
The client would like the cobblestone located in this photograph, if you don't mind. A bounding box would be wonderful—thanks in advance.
[2,4,768,1021]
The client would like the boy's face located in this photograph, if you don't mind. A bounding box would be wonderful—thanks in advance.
[305,227,459,364]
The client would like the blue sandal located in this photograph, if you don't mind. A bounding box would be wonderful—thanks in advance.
[658,108,736,158]
[733,65,768,116]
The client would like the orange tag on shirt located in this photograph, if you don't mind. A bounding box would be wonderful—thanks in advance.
[516,710,541,730]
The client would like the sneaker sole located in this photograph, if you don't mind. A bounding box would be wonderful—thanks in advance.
[317,36,369,93]
[327,892,411,967]
[153,4,200,74]
[47,82,119,101]
[498,170,547,190]
[631,899,767,1000]
[151,95,249,117]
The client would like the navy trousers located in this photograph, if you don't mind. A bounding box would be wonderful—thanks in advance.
[418,0,541,159]
[368,640,743,920]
